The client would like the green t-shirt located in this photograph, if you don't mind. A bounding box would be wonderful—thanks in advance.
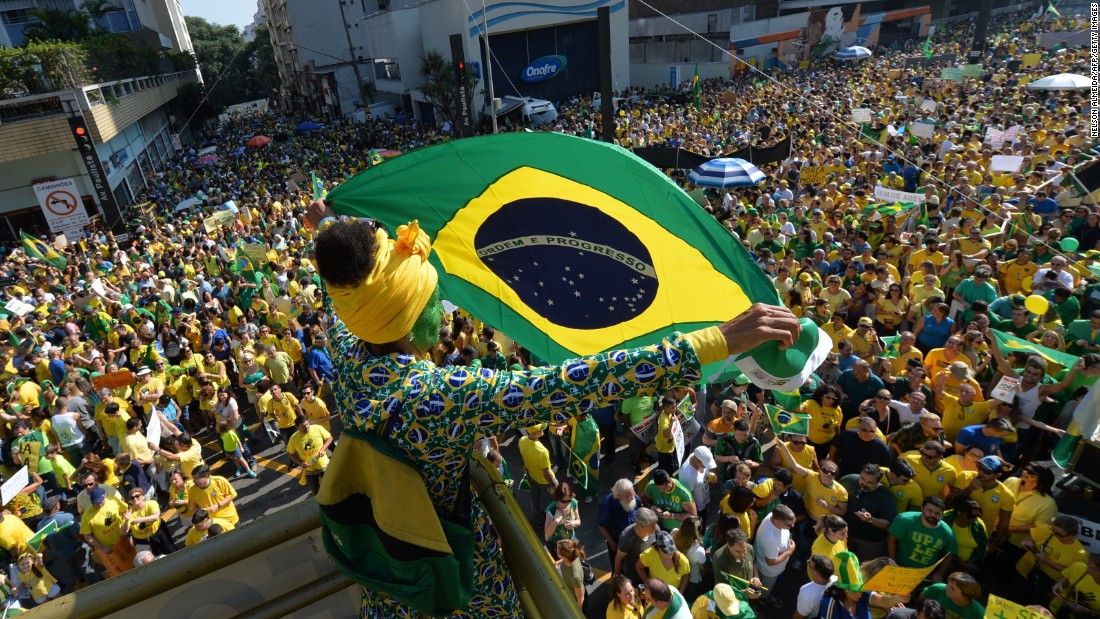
[992,319,1038,339]
[13,430,48,475]
[922,583,985,619]
[621,396,654,426]
[220,429,241,453]
[644,479,695,530]
[887,511,957,568]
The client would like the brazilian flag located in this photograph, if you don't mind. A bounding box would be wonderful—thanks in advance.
[881,334,901,358]
[324,133,785,372]
[922,34,933,58]
[20,231,66,268]
[860,202,915,219]
[991,329,1078,369]
[765,404,810,436]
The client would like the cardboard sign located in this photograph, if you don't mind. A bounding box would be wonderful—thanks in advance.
[920,98,937,112]
[240,243,269,266]
[990,155,1025,172]
[961,64,983,77]
[990,375,1020,402]
[910,122,935,139]
[861,560,941,595]
[851,108,874,123]
[985,595,1043,619]
[1021,53,1042,67]
[800,165,847,185]
[1,466,28,506]
[203,210,235,233]
[91,369,136,391]
[888,69,904,79]
[3,299,34,317]
[941,68,964,81]
[630,414,657,444]
[722,92,738,104]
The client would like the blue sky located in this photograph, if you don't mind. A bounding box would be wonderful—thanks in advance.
[181,0,257,30]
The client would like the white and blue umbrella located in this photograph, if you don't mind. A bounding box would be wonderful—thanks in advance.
[836,46,872,61]
[688,158,765,188]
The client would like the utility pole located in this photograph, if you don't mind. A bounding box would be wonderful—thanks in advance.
[482,0,497,133]
[337,0,370,110]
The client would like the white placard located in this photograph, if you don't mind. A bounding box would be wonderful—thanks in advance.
[147,408,162,449]
[90,279,106,296]
[985,127,1005,145]
[874,185,928,204]
[630,414,657,444]
[672,416,685,469]
[32,178,90,234]
[851,108,874,123]
[949,299,968,320]
[990,155,1025,172]
[910,122,935,139]
[1,466,28,506]
[990,375,1019,402]
[1002,125,1021,144]
[920,98,937,112]
[4,299,34,317]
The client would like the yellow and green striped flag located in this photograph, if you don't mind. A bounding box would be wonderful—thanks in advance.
[20,231,66,268]
[991,329,1079,368]
[765,404,810,436]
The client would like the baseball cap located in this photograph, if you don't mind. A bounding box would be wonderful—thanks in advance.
[978,456,1002,472]
[89,486,106,505]
[858,317,873,327]
[693,446,717,470]
[712,584,741,616]
[654,531,676,554]
[730,372,750,386]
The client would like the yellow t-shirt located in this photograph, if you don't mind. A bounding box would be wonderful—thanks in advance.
[188,476,239,525]
[784,442,817,495]
[940,394,993,442]
[802,400,842,445]
[880,467,923,513]
[79,496,129,547]
[951,517,983,562]
[638,546,691,588]
[654,412,675,454]
[1003,477,1059,546]
[519,436,552,485]
[130,501,162,539]
[803,473,848,520]
[956,480,1015,535]
[1059,562,1100,612]
[301,397,331,430]
[1017,524,1088,581]
[809,533,848,579]
[287,425,331,472]
[124,432,155,464]
[16,563,57,602]
[0,514,32,557]
[902,452,956,501]
[267,393,299,429]
[185,517,235,546]
[999,262,1039,295]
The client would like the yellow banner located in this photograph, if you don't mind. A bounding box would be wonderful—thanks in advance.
[860,561,939,595]
[800,165,847,185]
[985,594,1044,619]
[1021,53,1042,67]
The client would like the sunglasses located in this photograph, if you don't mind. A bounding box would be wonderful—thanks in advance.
[820,469,838,475]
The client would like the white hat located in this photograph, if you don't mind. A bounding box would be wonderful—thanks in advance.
[692,445,717,470]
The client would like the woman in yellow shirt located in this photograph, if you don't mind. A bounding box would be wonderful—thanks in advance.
[127,487,178,556]
[605,575,642,619]
[801,386,843,457]
[809,515,849,579]
[636,531,691,593]
[1003,464,1058,547]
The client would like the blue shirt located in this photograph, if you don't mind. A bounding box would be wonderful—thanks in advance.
[38,511,81,558]
[307,346,334,381]
[49,359,66,384]
[597,493,637,545]
[917,314,955,349]
[1029,197,1059,217]
[956,424,1004,454]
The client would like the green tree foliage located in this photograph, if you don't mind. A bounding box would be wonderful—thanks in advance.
[419,48,477,124]
[181,16,276,122]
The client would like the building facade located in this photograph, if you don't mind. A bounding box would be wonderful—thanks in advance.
[0,0,199,239]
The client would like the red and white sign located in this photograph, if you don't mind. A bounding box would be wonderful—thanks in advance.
[33,178,90,233]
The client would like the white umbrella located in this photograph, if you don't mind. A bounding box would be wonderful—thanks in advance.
[836,46,872,61]
[196,146,218,156]
[1026,73,1091,90]
[688,158,766,188]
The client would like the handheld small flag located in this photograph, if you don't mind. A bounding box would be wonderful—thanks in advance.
[20,231,67,268]
[692,64,701,111]
[881,334,901,358]
[922,35,933,58]
[370,150,384,166]
[991,328,1079,369]
[311,172,323,200]
[1047,2,1060,16]
[765,404,810,436]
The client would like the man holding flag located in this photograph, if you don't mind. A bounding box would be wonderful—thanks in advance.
[20,231,67,269]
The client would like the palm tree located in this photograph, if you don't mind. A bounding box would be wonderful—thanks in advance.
[419,48,476,125]
[22,8,94,42]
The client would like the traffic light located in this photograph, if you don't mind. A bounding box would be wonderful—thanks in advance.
[71,122,93,153]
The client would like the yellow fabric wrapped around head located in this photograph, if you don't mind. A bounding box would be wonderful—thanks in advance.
[325,220,439,344]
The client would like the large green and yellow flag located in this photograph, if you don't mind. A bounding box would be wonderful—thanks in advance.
[20,231,66,268]
[765,404,810,436]
[323,133,788,375]
[991,329,1079,369]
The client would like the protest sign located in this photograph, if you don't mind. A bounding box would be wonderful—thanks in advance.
[203,210,235,233]
[861,560,940,595]
[990,156,1025,173]
[990,375,1020,402]
[961,64,983,77]
[941,68,963,81]
[3,299,34,317]
[1,466,28,506]
[1002,125,1021,144]
[92,369,136,391]
[630,415,657,444]
[147,409,163,449]
[985,594,1045,619]
[910,122,935,139]
[851,108,874,123]
[874,186,926,204]
[920,98,937,112]
[799,165,847,185]
[1021,53,1042,67]
[240,243,269,266]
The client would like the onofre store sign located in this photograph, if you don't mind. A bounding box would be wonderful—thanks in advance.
[521,55,567,83]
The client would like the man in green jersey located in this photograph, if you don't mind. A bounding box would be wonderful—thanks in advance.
[888,495,956,582]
